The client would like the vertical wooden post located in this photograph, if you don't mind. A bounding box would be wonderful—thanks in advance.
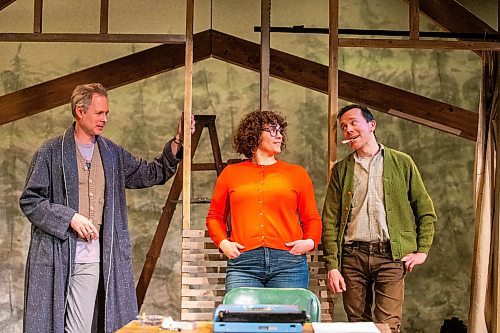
[33,0,43,33]
[183,0,194,230]
[260,0,271,111]
[100,0,109,34]
[328,0,339,177]
[409,0,419,40]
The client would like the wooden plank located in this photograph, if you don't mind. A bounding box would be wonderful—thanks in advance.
[182,253,227,261]
[181,301,219,308]
[182,266,227,274]
[328,0,339,176]
[211,30,478,141]
[181,289,225,297]
[33,0,43,33]
[100,0,109,34]
[0,30,211,125]
[182,277,226,285]
[409,0,419,40]
[182,242,219,250]
[181,284,226,291]
[183,229,208,237]
[0,33,186,43]
[182,260,227,267]
[1,30,484,50]
[0,0,17,11]
[182,0,194,230]
[260,0,270,111]
[180,313,213,321]
[183,273,227,279]
[339,38,499,50]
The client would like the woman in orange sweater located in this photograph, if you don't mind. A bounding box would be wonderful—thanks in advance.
[206,110,322,291]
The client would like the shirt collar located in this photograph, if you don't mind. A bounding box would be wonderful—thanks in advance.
[354,144,384,162]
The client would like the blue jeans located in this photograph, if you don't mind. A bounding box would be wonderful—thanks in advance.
[225,247,309,291]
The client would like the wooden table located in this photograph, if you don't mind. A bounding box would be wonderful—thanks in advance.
[117,321,391,333]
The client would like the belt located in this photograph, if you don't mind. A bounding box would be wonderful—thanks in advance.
[344,241,391,254]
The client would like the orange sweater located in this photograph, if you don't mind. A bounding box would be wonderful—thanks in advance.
[206,160,322,252]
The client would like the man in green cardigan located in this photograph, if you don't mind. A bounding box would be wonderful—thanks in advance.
[322,104,437,333]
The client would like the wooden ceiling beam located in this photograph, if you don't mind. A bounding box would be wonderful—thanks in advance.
[0,30,211,125]
[211,30,477,141]
[339,38,499,50]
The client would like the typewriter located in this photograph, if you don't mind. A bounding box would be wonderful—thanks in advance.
[213,304,307,333]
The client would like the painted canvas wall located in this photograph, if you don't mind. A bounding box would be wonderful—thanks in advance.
[0,0,496,332]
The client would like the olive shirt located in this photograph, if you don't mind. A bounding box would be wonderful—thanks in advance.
[321,146,437,271]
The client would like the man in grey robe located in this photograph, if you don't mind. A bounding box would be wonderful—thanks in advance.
[19,83,194,333]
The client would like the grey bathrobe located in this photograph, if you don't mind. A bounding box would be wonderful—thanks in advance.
[19,124,181,333]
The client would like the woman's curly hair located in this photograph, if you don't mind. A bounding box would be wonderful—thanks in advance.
[233,111,287,158]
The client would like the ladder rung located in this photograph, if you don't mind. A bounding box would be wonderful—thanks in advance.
[171,198,211,204]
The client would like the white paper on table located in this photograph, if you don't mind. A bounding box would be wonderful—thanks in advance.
[312,322,380,333]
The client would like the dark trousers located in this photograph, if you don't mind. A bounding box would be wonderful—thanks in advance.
[341,242,405,333]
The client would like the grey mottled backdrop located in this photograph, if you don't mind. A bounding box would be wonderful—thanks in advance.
[0,0,496,332]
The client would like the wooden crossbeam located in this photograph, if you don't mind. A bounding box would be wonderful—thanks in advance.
[0,33,187,43]
[211,30,478,141]
[0,32,186,44]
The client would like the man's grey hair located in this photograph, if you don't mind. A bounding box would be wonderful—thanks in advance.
[70,83,108,118]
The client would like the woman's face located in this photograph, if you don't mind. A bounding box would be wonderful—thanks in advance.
[255,123,284,156]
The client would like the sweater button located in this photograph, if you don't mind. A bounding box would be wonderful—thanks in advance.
[344,207,349,211]
[347,191,352,196]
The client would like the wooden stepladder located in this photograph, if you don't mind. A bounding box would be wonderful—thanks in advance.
[136,114,225,310]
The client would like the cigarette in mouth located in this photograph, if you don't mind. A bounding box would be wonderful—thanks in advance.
[341,138,354,144]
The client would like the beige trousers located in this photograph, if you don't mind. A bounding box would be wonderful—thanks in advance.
[65,262,100,333]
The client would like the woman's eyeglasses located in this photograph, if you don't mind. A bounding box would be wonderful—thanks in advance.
[262,126,284,137]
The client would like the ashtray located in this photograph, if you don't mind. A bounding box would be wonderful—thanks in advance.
[136,314,165,326]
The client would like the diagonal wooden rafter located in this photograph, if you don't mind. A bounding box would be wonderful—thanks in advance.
[211,30,478,140]
[0,29,478,140]
[406,0,497,35]
[0,0,17,11]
